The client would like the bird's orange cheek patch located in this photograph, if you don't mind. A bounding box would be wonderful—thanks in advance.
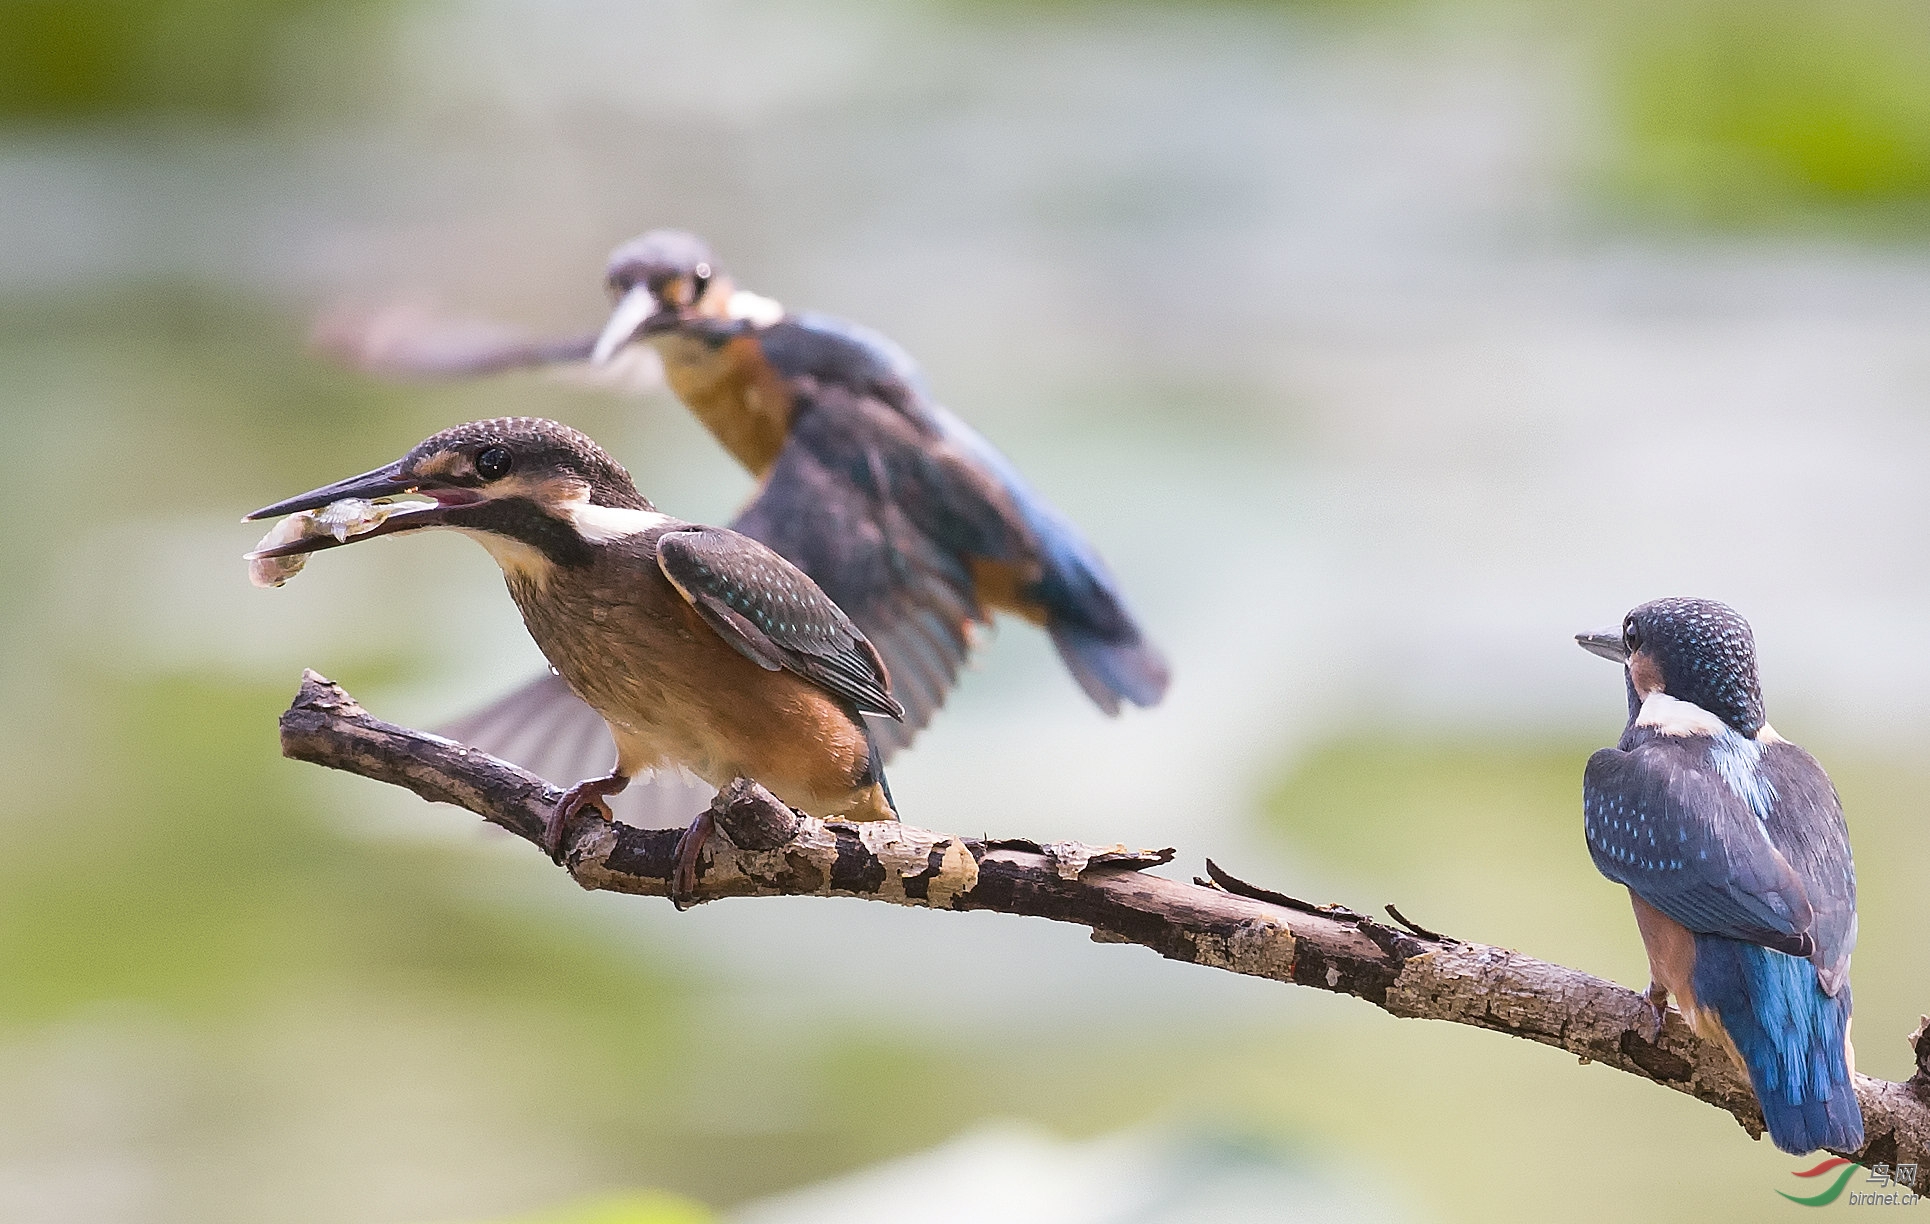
[1629,649,1665,699]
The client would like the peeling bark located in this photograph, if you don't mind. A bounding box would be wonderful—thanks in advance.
[278,670,1930,1167]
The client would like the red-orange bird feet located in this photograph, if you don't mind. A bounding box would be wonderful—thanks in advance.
[670,809,717,911]
[545,771,630,863]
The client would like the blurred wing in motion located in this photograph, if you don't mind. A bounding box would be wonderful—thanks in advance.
[310,300,664,394]
[731,420,985,754]
[920,401,1169,714]
[439,672,717,828]
[765,313,1169,717]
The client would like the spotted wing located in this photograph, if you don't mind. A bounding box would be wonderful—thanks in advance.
[657,528,903,720]
[1583,742,1815,956]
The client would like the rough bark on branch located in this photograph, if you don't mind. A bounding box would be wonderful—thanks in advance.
[279,670,1930,1167]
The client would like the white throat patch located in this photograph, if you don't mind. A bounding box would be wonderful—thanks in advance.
[460,528,552,587]
[562,501,672,544]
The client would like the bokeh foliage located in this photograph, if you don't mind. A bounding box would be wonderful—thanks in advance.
[10,0,1930,227]
[0,0,361,120]
[463,1192,714,1224]
[1601,0,1930,223]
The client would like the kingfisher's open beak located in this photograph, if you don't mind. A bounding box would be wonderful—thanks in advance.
[1575,627,1629,663]
[590,285,680,364]
[243,461,482,559]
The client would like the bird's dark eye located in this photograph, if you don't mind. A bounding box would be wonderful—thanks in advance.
[691,262,712,301]
[1624,618,1641,650]
[476,446,512,480]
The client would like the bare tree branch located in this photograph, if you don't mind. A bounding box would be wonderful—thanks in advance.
[279,670,1930,1167]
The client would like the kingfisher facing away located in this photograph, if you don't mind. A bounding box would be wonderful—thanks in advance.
[248,417,901,895]
[1577,598,1861,1154]
[321,229,1168,804]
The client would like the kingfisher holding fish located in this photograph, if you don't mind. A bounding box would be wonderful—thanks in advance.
[249,416,901,901]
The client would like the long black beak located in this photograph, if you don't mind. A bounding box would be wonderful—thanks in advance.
[245,462,416,521]
[243,461,476,561]
[1575,626,1629,663]
[591,285,681,364]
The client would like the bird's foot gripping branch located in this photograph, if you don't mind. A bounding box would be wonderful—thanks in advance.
[278,670,1930,1168]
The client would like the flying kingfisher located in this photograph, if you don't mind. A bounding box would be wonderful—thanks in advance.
[248,416,901,897]
[319,229,1168,805]
[1577,598,1861,1154]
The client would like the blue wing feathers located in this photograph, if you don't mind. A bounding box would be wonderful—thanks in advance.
[924,403,1168,709]
[789,311,934,398]
[1693,936,1862,1153]
[777,312,1168,712]
[1760,742,1859,990]
[1582,746,1813,954]
[781,314,1128,621]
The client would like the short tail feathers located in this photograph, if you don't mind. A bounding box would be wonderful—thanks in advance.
[1693,936,1863,1154]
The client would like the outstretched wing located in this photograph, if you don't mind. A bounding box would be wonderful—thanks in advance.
[310,301,595,377]
[656,528,903,720]
[731,392,1020,753]
[310,303,664,393]
[1583,741,1815,956]
[765,313,1167,715]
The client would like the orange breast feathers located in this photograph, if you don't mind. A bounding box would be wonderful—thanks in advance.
[515,553,881,819]
[657,334,795,478]
[651,595,880,817]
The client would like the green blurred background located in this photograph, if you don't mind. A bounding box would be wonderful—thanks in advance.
[3,1,1929,1221]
